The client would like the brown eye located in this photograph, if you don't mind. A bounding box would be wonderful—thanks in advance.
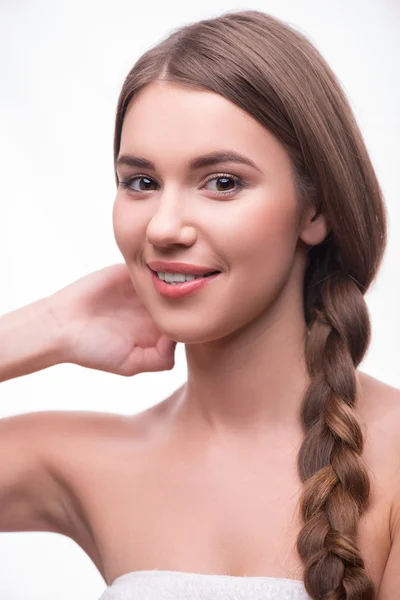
[203,174,245,196]
[119,176,159,192]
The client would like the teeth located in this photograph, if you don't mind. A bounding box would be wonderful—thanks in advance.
[157,271,203,283]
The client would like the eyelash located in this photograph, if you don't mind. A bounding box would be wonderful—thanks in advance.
[118,173,247,197]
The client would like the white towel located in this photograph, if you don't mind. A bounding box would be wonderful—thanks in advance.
[98,569,311,600]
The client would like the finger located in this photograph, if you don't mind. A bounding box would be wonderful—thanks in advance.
[145,344,177,373]
[124,345,176,376]
[157,337,177,358]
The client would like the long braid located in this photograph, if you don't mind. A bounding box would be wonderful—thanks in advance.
[297,244,375,599]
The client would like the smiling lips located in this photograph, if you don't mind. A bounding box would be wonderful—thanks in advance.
[149,267,221,299]
[147,260,221,276]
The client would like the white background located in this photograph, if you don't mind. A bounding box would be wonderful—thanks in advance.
[0,0,399,598]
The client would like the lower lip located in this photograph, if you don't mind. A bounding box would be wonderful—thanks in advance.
[149,268,221,299]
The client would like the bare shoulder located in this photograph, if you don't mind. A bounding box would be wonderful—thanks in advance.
[357,370,400,531]
[0,407,145,539]
[43,394,178,488]
[24,406,164,573]
[357,369,400,436]
[37,405,160,469]
[357,375,400,598]
[357,370,400,474]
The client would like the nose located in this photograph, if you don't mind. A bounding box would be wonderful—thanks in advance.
[145,191,197,248]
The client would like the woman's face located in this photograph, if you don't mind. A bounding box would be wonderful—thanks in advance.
[113,81,326,343]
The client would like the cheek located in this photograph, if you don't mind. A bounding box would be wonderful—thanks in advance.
[213,197,300,324]
[112,199,142,257]
[226,195,299,272]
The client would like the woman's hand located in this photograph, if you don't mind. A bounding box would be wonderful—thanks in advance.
[46,263,177,376]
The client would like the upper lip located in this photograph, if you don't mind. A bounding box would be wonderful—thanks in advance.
[147,260,220,275]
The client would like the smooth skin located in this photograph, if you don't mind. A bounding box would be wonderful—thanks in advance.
[0,81,399,598]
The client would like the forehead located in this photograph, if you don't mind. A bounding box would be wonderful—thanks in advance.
[119,81,291,170]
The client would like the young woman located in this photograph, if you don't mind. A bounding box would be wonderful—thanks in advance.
[0,9,398,600]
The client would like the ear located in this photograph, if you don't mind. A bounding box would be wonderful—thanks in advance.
[299,202,330,246]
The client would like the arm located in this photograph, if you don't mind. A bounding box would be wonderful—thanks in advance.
[0,300,72,534]
[0,297,66,383]
[0,410,74,535]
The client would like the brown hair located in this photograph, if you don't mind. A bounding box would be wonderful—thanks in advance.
[112,10,387,599]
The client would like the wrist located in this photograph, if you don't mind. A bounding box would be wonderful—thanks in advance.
[0,296,69,383]
[42,295,73,365]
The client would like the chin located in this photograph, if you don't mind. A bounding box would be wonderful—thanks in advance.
[156,317,239,345]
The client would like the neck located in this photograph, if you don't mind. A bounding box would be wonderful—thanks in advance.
[172,296,311,446]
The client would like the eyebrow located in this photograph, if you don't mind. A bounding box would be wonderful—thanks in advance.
[116,150,262,173]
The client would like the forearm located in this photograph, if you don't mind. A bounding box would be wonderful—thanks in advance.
[0,297,66,383]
